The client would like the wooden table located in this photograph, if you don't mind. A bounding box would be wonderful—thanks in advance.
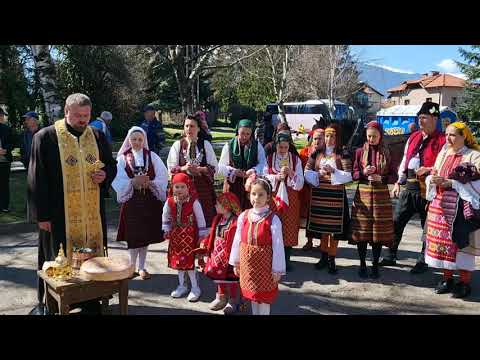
[37,270,129,315]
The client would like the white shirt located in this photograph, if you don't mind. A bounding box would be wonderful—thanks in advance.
[218,140,267,178]
[228,206,286,274]
[304,147,352,187]
[397,134,428,183]
[167,139,218,174]
[111,150,169,203]
[263,152,304,191]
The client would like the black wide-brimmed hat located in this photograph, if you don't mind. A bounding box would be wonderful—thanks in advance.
[417,101,440,117]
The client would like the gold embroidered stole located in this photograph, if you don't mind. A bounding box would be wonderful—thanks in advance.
[54,119,104,261]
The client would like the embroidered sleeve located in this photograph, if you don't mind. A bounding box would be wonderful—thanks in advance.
[304,169,320,187]
[229,211,245,267]
[254,142,267,175]
[111,155,134,203]
[193,200,209,238]
[162,201,172,233]
[452,179,480,210]
[271,214,286,274]
[167,141,181,174]
[149,152,168,202]
[204,140,219,174]
[288,155,304,190]
[397,137,410,184]
[218,142,236,177]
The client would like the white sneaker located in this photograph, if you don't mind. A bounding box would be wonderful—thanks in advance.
[187,287,201,302]
[170,285,189,298]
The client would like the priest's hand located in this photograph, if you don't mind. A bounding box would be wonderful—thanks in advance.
[272,272,282,283]
[38,221,51,232]
[91,170,106,184]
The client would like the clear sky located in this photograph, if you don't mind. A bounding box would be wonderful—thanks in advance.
[351,45,471,76]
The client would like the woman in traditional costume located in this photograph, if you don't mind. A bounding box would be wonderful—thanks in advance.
[229,176,285,315]
[162,173,209,302]
[167,114,218,227]
[425,122,480,298]
[350,121,396,279]
[200,192,242,314]
[304,124,352,274]
[112,126,168,280]
[218,119,266,210]
[264,132,304,271]
[299,126,325,250]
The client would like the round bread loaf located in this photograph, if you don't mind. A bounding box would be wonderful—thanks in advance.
[80,256,134,281]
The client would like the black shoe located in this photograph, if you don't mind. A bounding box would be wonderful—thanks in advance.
[314,252,328,270]
[327,256,338,274]
[28,304,47,315]
[358,264,368,278]
[369,266,380,279]
[452,282,472,298]
[435,278,454,294]
[410,262,428,274]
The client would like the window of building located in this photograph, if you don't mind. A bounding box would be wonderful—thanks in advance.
[426,97,432,102]
[404,99,410,105]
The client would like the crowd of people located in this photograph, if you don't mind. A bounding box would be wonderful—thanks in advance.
[9,93,479,315]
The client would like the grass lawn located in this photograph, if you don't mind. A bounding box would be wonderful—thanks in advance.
[0,171,28,224]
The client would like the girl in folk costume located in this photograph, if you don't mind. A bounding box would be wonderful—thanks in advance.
[112,126,168,280]
[304,124,353,274]
[425,122,480,298]
[350,121,396,279]
[264,131,304,271]
[162,173,209,302]
[299,126,326,251]
[200,192,242,314]
[229,177,285,315]
[218,119,266,211]
[167,114,218,227]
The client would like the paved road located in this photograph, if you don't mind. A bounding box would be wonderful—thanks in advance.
[1,189,480,315]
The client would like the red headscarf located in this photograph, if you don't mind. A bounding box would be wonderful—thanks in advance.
[365,121,384,144]
[169,172,198,200]
[216,192,242,216]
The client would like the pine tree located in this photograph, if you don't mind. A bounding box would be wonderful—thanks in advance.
[456,45,480,137]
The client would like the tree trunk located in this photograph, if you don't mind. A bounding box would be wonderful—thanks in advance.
[30,45,61,124]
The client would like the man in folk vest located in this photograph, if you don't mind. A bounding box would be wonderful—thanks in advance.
[380,101,445,274]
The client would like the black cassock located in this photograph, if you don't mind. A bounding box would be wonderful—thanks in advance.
[28,123,117,306]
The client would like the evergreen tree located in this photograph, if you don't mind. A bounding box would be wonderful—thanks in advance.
[456,45,480,137]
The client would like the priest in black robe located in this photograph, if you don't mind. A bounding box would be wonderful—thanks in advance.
[27,93,116,315]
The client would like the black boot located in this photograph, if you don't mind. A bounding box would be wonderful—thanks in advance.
[452,282,471,298]
[379,248,397,266]
[314,251,328,270]
[369,265,380,279]
[410,262,429,274]
[358,261,368,278]
[327,256,338,274]
[285,247,293,272]
[435,278,455,294]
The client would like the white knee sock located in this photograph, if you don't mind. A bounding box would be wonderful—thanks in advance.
[178,270,186,287]
[251,301,259,315]
[187,270,200,290]
[128,248,139,269]
[137,246,148,271]
[259,303,271,315]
